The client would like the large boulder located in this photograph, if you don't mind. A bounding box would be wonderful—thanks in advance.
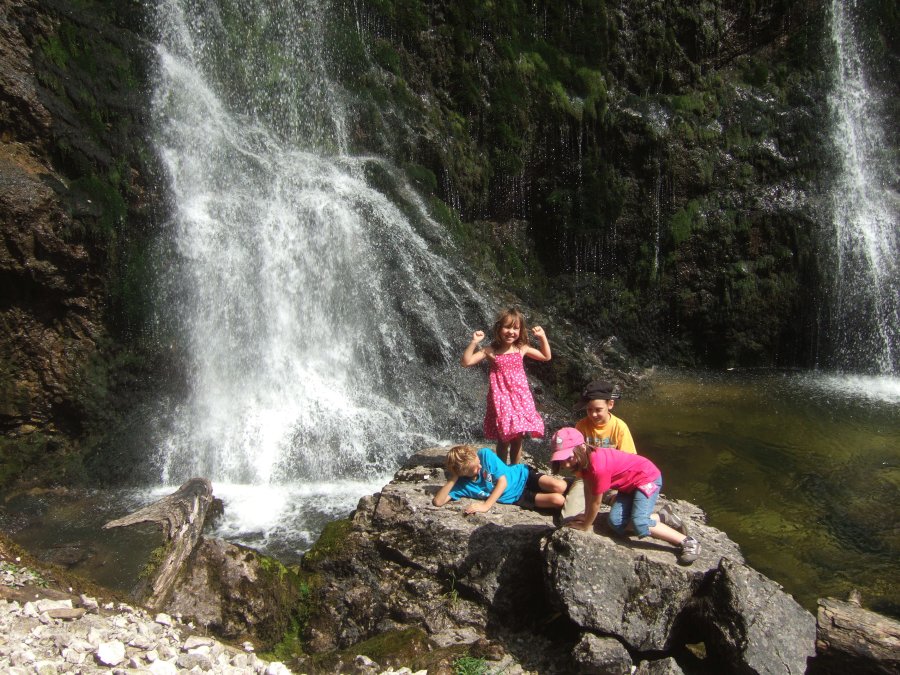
[298,448,817,674]
[542,491,815,674]
[699,558,817,673]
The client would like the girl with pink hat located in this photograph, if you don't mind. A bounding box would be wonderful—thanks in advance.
[551,427,701,565]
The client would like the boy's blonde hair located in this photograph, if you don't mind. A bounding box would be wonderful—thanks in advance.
[446,444,478,474]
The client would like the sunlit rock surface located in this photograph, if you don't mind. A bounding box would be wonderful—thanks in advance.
[298,448,815,674]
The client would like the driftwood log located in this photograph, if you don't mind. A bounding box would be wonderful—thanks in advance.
[814,591,900,674]
[104,477,216,610]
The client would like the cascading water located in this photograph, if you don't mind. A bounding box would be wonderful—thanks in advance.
[149,0,491,555]
[826,0,899,374]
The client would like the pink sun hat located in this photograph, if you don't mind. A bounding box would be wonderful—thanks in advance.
[550,427,585,462]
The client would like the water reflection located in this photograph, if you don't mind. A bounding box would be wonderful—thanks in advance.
[625,369,900,617]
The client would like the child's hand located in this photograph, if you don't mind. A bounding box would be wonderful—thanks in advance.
[472,330,485,343]
[464,502,491,515]
[565,515,590,531]
[532,326,546,339]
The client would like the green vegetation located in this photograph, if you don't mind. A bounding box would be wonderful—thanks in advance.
[0,434,86,489]
[346,627,430,664]
[300,519,354,568]
[453,656,491,675]
[137,543,170,581]
[319,0,850,367]
[260,571,315,663]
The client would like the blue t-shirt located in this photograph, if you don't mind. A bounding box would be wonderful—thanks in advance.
[448,448,529,504]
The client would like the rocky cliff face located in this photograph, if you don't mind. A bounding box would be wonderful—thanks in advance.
[291,449,815,674]
[0,0,161,487]
[329,0,895,367]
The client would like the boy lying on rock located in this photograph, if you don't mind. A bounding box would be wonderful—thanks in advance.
[432,444,567,514]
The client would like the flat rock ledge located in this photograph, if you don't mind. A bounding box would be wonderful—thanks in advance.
[298,448,817,674]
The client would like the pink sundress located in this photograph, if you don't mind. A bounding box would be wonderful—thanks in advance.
[483,351,544,442]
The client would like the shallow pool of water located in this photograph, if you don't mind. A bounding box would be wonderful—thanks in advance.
[621,369,900,617]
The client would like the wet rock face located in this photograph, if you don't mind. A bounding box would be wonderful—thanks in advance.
[0,0,53,141]
[299,448,816,674]
[0,0,158,485]
[0,2,103,442]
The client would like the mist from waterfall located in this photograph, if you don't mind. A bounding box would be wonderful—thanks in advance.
[826,0,899,374]
[146,0,491,550]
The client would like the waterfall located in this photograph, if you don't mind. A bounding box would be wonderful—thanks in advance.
[147,0,491,550]
[826,0,899,374]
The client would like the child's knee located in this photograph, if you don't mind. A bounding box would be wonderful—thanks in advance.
[548,493,565,508]
[538,474,567,494]
[607,511,627,535]
[631,514,653,538]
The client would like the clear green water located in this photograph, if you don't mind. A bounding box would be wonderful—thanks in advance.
[621,369,900,617]
[0,489,163,593]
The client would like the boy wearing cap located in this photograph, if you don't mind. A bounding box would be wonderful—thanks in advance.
[574,380,636,454]
[550,427,701,565]
[432,445,567,515]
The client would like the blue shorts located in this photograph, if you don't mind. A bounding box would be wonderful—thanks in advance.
[608,476,662,538]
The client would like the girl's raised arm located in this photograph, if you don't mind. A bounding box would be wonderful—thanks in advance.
[461,330,490,367]
[523,325,552,361]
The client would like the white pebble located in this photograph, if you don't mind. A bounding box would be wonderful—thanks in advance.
[96,640,126,666]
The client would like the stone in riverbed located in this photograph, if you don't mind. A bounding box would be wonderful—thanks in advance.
[572,632,633,674]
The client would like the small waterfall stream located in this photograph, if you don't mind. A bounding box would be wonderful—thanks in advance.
[148,0,490,553]
[826,0,899,374]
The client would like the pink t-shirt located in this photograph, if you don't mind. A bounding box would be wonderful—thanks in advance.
[584,446,661,495]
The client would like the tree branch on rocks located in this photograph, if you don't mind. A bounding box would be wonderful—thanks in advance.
[814,591,900,674]
[104,477,216,610]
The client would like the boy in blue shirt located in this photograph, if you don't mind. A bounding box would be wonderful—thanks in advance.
[432,445,567,514]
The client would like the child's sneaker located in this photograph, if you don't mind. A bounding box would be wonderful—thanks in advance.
[658,504,688,535]
[678,536,701,565]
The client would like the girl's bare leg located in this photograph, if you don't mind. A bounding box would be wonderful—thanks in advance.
[648,519,688,545]
[496,440,510,464]
[509,436,524,464]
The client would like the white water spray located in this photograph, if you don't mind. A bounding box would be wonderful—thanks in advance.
[148,0,490,552]
[827,0,899,374]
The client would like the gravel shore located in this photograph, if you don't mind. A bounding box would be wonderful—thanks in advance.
[0,553,422,675]
[1,552,289,674]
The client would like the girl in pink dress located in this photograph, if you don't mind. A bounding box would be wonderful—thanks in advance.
[460,308,552,464]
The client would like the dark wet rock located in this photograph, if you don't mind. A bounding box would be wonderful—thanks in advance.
[634,657,685,674]
[699,558,817,674]
[543,520,741,651]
